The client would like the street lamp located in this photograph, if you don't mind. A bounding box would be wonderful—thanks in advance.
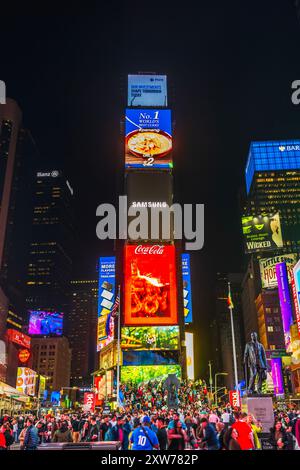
[214,372,228,406]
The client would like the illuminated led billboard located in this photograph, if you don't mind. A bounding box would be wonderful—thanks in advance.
[185,332,194,380]
[123,350,179,366]
[182,254,193,323]
[124,244,177,325]
[242,213,283,253]
[97,257,116,351]
[121,326,179,350]
[125,109,172,169]
[245,140,300,194]
[16,367,37,396]
[128,74,167,107]
[121,364,181,385]
[259,253,297,289]
[28,311,63,336]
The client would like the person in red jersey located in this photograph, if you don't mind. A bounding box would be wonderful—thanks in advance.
[231,411,254,450]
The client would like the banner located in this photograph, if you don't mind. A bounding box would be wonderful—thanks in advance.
[271,357,284,395]
[292,260,300,338]
[97,257,116,351]
[182,254,193,323]
[276,262,293,351]
[242,213,283,253]
[83,392,95,412]
[124,244,178,325]
[125,109,172,169]
[229,390,241,408]
[128,74,167,107]
[259,253,297,289]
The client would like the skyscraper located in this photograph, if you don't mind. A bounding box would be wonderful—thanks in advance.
[68,279,98,387]
[241,140,300,396]
[244,140,300,252]
[26,170,74,317]
[0,99,38,336]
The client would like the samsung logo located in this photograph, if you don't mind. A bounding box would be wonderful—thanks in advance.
[278,145,300,152]
[131,202,168,208]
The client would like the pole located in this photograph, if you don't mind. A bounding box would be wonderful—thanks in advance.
[208,361,213,404]
[116,285,121,409]
[228,282,239,391]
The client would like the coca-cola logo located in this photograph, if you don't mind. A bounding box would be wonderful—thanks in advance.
[134,245,164,255]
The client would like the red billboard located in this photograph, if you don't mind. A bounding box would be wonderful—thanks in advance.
[229,390,241,409]
[83,392,95,412]
[6,329,31,349]
[124,244,178,326]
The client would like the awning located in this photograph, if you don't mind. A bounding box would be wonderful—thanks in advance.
[0,381,30,403]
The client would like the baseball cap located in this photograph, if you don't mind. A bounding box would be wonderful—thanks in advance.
[142,416,151,424]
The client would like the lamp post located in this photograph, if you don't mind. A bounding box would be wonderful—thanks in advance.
[214,372,228,406]
[208,361,213,404]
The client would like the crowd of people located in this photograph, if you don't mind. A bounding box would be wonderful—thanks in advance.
[0,380,300,451]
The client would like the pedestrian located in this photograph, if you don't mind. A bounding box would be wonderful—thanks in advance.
[23,418,39,450]
[269,420,289,450]
[52,420,73,443]
[231,412,254,450]
[223,427,241,450]
[130,416,159,450]
[156,417,168,450]
[71,414,80,443]
[197,418,220,450]
[0,425,7,450]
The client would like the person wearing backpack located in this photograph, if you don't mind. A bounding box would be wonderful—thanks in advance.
[130,416,159,450]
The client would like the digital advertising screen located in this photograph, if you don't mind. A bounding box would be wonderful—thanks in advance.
[242,212,283,253]
[122,350,179,366]
[128,74,167,107]
[121,364,181,385]
[28,311,63,336]
[182,253,193,324]
[276,262,294,352]
[185,332,195,380]
[124,244,178,326]
[291,262,300,337]
[125,109,172,169]
[97,257,116,352]
[16,367,37,396]
[259,253,297,289]
[121,326,179,350]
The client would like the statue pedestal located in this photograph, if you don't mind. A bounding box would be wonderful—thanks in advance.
[241,396,274,434]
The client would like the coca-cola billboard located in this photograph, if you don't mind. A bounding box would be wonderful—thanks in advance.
[124,244,178,326]
[134,245,164,255]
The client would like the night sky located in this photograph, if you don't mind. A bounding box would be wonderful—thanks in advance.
[1,1,300,378]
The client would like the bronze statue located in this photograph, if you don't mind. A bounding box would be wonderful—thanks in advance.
[244,332,268,395]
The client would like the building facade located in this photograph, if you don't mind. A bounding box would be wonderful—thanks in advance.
[26,170,74,317]
[68,279,98,387]
[31,336,71,391]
